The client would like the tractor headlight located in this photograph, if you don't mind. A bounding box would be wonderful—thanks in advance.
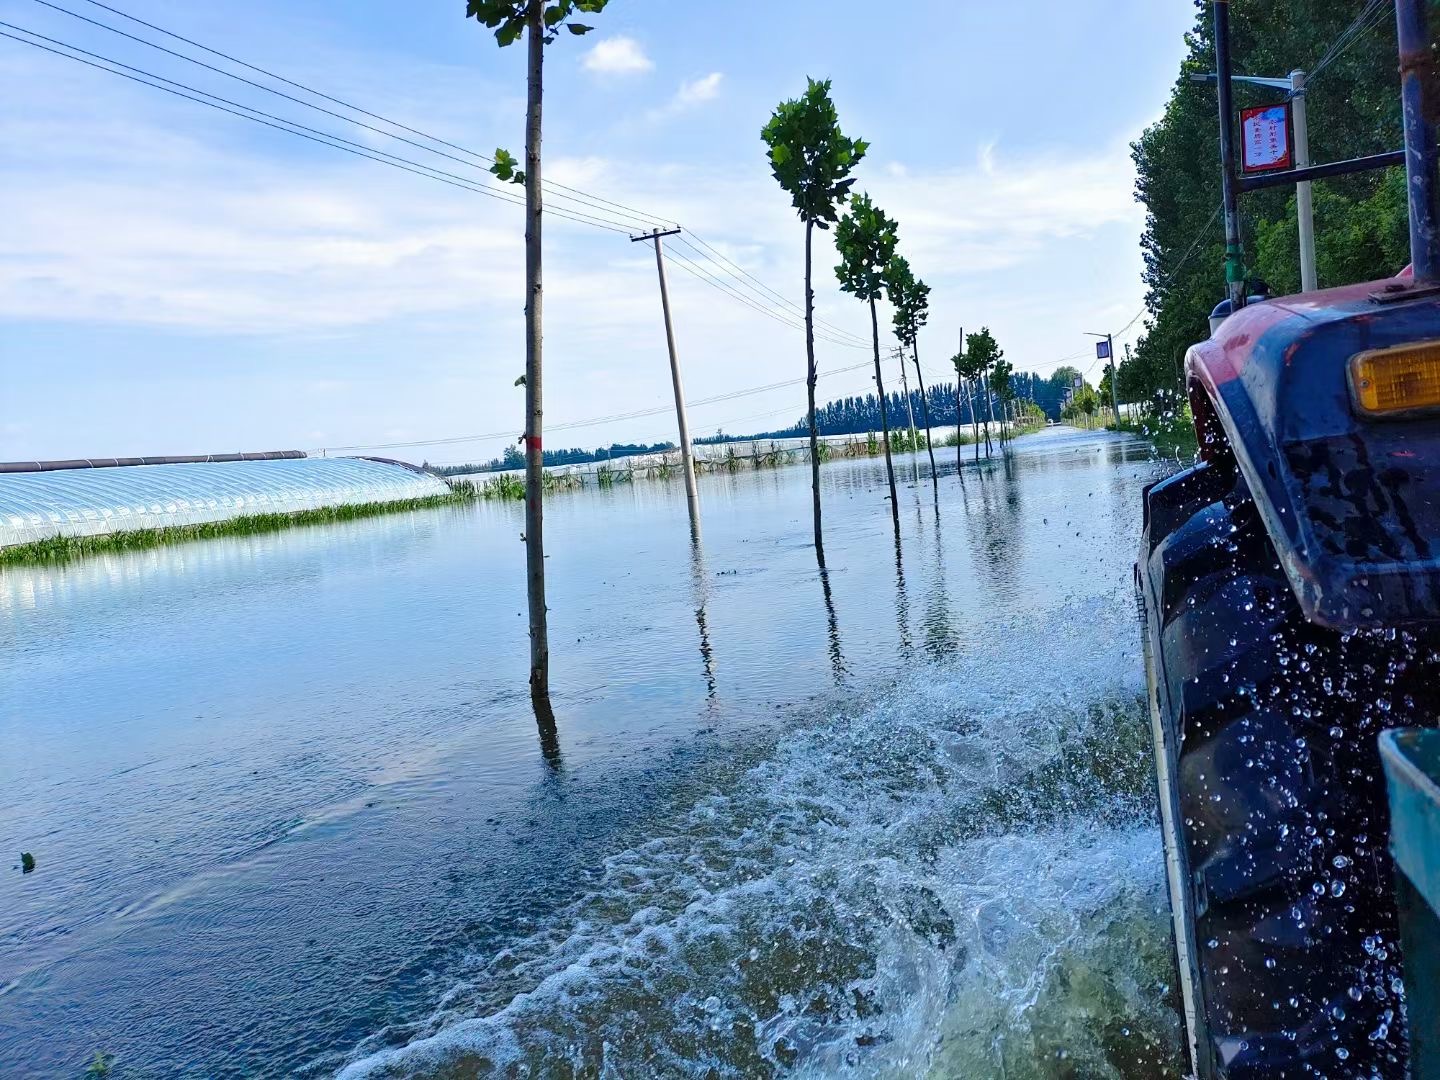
[1349,341,1440,416]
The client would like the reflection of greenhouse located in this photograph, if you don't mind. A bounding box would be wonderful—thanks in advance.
[0,455,449,549]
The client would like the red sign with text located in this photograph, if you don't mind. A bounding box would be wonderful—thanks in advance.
[1240,102,1294,173]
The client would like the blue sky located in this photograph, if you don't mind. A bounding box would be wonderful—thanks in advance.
[0,0,1195,463]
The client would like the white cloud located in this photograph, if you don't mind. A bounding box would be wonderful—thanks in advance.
[581,37,653,77]
[675,72,723,107]
[647,72,724,122]
[0,25,1149,462]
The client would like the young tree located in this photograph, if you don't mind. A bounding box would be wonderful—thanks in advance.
[467,0,608,724]
[952,343,981,461]
[990,357,1014,442]
[1097,366,1115,425]
[762,78,867,562]
[885,255,937,481]
[963,328,1003,456]
[834,192,901,530]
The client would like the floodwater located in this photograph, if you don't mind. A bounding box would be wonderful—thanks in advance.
[0,426,1186,1079]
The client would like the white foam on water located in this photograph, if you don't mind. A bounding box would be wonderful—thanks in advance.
[337,594,1185,1079]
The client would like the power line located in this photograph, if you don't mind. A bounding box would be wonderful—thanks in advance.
[315,361,874,454]
[0,23,642,235]
[670,234,868,347]
[27,0,663,231]
[5,22,875,343]
[661,248,868,351]
[46,0,680,231]
[32,0,868,348]
[1309,0,1390,84]
[675,230,867,346]
[1085,201,1224,372]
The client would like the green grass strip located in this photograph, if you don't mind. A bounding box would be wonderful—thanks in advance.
[0,492,475,568]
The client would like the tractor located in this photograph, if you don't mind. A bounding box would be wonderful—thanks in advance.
[1138,1,1440,1075]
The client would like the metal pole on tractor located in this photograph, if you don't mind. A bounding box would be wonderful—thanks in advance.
[633,227,701,533]
[1213,0,1246,310]
[1395,0,1440,284]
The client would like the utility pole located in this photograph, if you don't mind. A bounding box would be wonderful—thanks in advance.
[1107,334,1120,424]
[954,326,967,471]
[632,227,700,532]
[1086,331,1122,425]
[895,346,919,461]
[1291,70,1317,292]
[1192,68,1315,291]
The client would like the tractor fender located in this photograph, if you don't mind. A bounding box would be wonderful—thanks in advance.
[1187,277,1440,629]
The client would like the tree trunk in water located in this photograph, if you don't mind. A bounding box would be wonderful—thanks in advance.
[804,219,824,565]
[523,1,553,727]
[911,344,938,482]
[983,371,997,456]
[870,297,900,531]
[967,379,980,462]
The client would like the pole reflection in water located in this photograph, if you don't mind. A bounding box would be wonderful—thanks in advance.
[818,567,848,684]
[963,447,1025,609]
[922,497,959,661]
[689,533,718,701]
[892,522,913,658]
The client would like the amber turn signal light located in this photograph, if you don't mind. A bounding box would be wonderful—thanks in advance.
[1350,341,1440,416]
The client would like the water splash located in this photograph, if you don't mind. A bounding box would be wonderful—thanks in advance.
[336,600,1185,1079]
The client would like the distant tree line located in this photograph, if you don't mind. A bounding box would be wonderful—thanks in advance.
[427,440,675,475]
[426,367,1088,476]
[699,367,1083,443]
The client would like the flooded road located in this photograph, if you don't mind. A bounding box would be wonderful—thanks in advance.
[0,427,1186,1078]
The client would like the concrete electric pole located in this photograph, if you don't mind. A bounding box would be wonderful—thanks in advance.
[632,227,701,533]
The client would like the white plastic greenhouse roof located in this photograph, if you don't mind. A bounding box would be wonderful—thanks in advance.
[0,456,449,548]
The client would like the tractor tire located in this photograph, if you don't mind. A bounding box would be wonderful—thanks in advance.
[1139,460,1440,1079]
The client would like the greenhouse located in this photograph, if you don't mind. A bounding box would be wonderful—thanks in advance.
[0,455,450,549]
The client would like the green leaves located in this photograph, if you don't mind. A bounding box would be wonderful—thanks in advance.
[490,147,526,185]
[761,77,867,226]
[959,328,1003,381]
[465,0,608,46]
[884,254,929,349]
[990,357,1015,402]
[834,192,899,302]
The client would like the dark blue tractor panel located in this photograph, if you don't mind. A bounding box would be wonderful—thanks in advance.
[1187,278,1440,628]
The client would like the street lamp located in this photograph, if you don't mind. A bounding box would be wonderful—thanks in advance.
[1191,69,1316,292]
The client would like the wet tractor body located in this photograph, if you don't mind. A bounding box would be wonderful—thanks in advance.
[1140,280,1440,1077]
[1138,3,1440,1074]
